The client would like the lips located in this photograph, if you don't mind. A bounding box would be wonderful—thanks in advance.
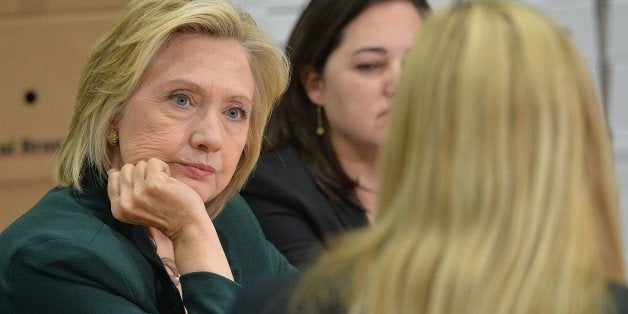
[179,162,216,177]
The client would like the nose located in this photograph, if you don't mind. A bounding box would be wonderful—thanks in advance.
[384,60,402,98]
[190,110,222,152]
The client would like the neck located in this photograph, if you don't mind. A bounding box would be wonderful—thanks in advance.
[334,144,380,225]
[330,133,380,224]
[331,135,380,184]
[336,150,380,195]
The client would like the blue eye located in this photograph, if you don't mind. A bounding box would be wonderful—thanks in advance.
[170,93,190,107]
[225,107,247,121]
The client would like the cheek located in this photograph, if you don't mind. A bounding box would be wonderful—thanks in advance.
[220,128,248,174]
[120,122,179,163]
[326,75,376,110]
[326,86,372,121]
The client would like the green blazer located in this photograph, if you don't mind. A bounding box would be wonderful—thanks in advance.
[0,175,296,313]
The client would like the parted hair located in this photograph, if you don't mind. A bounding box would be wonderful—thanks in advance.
[264,0,430,208]
[55,0,289,217]
[293,1,624,313]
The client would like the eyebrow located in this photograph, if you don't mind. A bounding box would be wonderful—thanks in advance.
[351,47,388,56]
[161,79,204,94]
[160,78,253,106]
[226,94,254,108]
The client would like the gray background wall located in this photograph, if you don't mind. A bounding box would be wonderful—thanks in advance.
[233,0,628,262]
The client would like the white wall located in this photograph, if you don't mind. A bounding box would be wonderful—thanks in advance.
[232,0,308,46]
[234,0,628,260]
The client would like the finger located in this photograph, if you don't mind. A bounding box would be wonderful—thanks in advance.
[133,160,148,192]
[146,158,171,183]
[107,170,122,219]
[118,164,136,208]
[120,163,134,188]
[107,170,121,200]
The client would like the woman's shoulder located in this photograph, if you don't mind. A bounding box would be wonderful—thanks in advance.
[0,184,133,266]
[245,144,319,200]
[0,183,159,284]
[2,186,105,239]
[256,144,306,173]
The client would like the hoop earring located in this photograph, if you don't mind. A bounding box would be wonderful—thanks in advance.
[107,129,119,146]
[316,106,325,136]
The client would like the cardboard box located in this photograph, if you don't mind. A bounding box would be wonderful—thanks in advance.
[0,11,122,185]
[0,0,127,16]
[1,6,125,229]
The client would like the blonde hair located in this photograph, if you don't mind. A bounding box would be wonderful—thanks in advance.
[294,1,624,313]
[55,0,289,217]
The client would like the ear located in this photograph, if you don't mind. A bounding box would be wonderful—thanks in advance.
[301,66,325,106]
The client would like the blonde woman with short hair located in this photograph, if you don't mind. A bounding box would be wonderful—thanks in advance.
[0,0,294,312]
[233,1,627,313]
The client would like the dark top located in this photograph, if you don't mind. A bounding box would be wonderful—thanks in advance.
[241,144,368,269]
[231,274,628,314]
[0,173,296,313]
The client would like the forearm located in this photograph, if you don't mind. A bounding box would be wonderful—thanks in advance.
[172,213,233,281]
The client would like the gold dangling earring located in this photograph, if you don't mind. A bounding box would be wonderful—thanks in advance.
[107,129,119,146]
[316,106,325,136]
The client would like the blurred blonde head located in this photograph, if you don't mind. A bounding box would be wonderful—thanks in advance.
[295,1,624,313]
[55,0,289,216]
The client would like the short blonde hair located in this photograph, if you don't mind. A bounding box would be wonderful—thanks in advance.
[294,1,624,313]
[55,0,289,217]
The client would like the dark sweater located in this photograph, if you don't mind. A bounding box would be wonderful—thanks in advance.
[241,144,368,269]
[0,175,296,313]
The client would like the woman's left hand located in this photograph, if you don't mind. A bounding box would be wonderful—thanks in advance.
[107,158,208,239]
[107,158,234,280]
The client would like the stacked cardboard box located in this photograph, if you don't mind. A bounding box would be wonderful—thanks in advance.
[0,0,127,230]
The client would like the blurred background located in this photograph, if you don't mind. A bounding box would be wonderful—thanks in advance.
[1,0,626,260]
